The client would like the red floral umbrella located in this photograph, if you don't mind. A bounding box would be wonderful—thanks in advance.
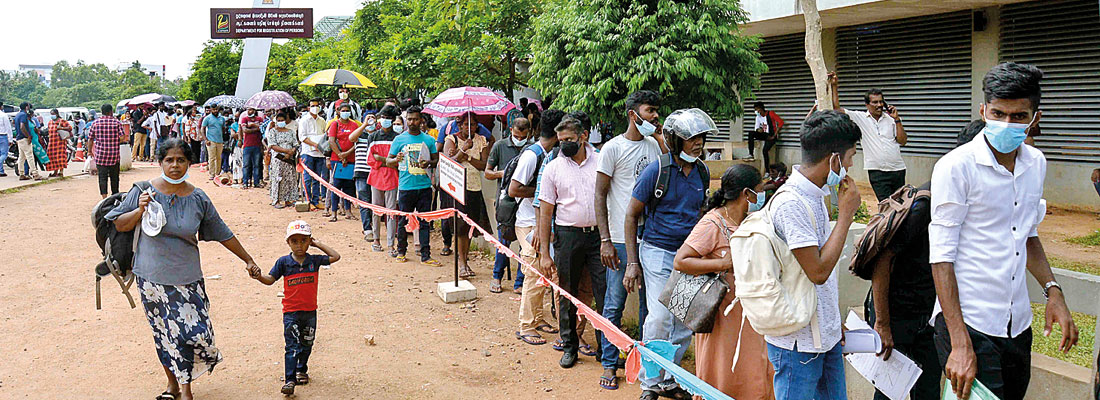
[423,86,516,117]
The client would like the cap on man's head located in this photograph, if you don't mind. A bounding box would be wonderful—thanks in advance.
[286,220,312,240]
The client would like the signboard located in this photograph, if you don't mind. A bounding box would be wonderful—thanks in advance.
[210,8,313,39]
[438,154,466,205]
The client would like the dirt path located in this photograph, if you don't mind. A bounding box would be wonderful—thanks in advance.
[0,164,637,399]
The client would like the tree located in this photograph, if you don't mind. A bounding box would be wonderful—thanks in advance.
[800,0,832,110]
[529,0,766,131]
[0,71,48,106]
[179,40,243,103]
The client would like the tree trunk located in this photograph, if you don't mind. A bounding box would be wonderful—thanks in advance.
[505,53,516,102]
[800,0,833,110]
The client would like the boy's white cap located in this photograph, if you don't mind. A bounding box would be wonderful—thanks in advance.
[286,220,312,239]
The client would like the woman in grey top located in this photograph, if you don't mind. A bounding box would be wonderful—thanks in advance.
[106,139,258,400]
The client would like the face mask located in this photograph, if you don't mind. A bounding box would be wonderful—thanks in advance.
[679,151,698,163]
[141,189,166,236]
[511,135,526,147]
[560,140,580,157]
[50,115,57,121]
[340,111,351,119]
[162,172,189,185]
[380,119,393,129]
[366,124,376,132]
[339,92,349,100]
[748,189,766,212]
[309,106,320,115]
[393,124,405,134]
[276,121,287,128]
[634,111,656,137]
[827,153,847,187]
[982,114,1035,153]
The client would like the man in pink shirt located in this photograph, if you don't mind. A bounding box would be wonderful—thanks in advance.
[536,116,606,370]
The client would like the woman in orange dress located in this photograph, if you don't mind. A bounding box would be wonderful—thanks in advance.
[45,109,72,177]
[674,164,773,400]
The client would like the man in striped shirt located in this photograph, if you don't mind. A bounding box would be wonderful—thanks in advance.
[352,112,377,241]
[88,104,128,198]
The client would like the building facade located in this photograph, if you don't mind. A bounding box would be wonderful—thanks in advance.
[739,0,1100,209]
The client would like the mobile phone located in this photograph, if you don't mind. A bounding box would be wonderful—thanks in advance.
[880,101,890,112]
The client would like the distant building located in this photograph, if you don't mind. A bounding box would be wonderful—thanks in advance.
[17,64,52,84]
[315,16,353,40]
[115,62,167,78]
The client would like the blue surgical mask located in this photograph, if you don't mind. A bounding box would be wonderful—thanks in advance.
[748,189,766,212]
[366,124,376,132]
[393,124,405,134]
[162,172,189,185]
[50,115,58,121]
[380,119,393,129]
[340,111,351,119]
[679,151,698,163]
[982,114,1035,153]
[276,121,287,128]
[827,153,847,187]
[634,112,656,137]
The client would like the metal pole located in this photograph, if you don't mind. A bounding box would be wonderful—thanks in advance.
[454,199,459,287]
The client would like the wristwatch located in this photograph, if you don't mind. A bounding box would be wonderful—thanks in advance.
[1042,280,1062,299]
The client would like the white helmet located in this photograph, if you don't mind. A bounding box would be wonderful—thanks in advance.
[663,108,717,140]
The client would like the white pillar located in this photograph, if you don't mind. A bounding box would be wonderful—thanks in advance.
[233,0,281,100]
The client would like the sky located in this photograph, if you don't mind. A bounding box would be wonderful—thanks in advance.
[3,0,362,80]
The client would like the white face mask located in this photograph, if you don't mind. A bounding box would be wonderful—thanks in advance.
[511,135,526,146]
[309,106,320,115]
[339,92,349,100]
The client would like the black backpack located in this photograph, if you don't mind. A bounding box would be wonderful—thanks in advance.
[495,144,546,242]
[92,181,151,309]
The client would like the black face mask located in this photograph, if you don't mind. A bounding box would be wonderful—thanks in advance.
[560,140,580,157]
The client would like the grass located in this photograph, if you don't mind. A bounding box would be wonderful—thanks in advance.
[1049,257,1100,276]
[1030,303,1096,368]
[1067,230,1100,247]
[0,176,71,195]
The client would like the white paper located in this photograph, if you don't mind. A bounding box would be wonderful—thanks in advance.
[843,311,924,400]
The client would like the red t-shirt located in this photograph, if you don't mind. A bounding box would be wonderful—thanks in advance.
[239,115,265,148]
[328,119,359,162]
[270,254,331,313]
[366,131,398,191]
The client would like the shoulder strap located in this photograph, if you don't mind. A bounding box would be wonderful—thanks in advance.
[131,181,152,254]
[654,153,673,199]
[696,160,710,192]
[767,187,818,231]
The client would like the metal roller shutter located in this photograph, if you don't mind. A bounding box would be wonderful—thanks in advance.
[1001,0,1100,163]
[837,12,973,157]
[741,33,818,149]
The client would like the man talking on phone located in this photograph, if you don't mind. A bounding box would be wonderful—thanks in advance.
[829,72,908,201]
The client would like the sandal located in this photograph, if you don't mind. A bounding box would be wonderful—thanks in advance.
[155,391,179,400]
[295,372,309,385]
[322,210,331,217]
[328,214,338,222]
[513,287,523,294]
[281,381,295,395]
[440,247,453,256]
[535,324,558,334]
[395,255,407,263]
[459,267,475,278]
[389,249,399,258]
[599,375,619,390]
[372,243,384,252]
[515,331,546,345]
[579,344,598,357]
[551,338,565,351]
[656,387,693,400]
[421,258,442,267]
[489,281,503,293]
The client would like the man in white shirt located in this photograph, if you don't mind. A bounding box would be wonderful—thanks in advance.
[0,102,11,177]
[930,62,1077,400]
[767,110,861,400]
[299,98,329,209]
[594,90,666,385]
[829,73,908,201]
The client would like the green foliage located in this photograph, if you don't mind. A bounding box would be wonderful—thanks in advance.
[179,40,243,104]
[854,202,872,224]
[0,60,177,110]
[0,70,48,106]
[1030,302,1095,368]
[530,0,765,130]
[1066,230,1100,247]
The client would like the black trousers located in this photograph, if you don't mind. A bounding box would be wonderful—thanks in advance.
[868,169,906,201]
[746,130,777,168]
[867,297,940,400]
[934,314,1032,400]
[553,225,607,356]
[396,188,433,261]
[97,164,120,195]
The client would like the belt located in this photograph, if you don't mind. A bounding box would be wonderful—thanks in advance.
[555,225,598,234]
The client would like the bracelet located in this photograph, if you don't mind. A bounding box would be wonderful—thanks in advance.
[601,238,612,243]
[894,119,903,124]
[627,262,640,267]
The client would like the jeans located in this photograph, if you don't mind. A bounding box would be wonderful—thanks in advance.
[329,176,355,212]
[97,164,120,195]
[242,146,263,187]
[221,147,232,173]
[639,241,692,391]
[767,342,847,400]
[601,242,648,369]
[491,233,524,289]
[1094,181,1100,198]
[0,134,9,174]
[354,177,374,234]
[301,155,328,206]
[747,130,777,168]
[553,226,607,356]
[283,311,317,383]
[397,188,433,261]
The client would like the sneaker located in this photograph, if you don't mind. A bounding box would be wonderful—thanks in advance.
[0,173,7,177]
[281,381,295,395]
[19,176,29,181]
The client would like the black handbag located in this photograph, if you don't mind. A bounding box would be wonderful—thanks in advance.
[656,216,736,333]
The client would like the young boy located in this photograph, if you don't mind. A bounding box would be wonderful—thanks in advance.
[248,220,341,395]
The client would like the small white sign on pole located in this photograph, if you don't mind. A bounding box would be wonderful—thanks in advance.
[438,154,466,205]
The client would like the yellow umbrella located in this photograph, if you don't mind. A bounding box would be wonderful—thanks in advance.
[299,69,377,89]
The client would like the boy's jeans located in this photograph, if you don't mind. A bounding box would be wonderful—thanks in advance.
[354,177,374,234]
[601,242,648,369]
[491,233,524,289]
[283,311,317,383]
[638,241,692,391]
[767,342,847,400]
[301,155,328,206]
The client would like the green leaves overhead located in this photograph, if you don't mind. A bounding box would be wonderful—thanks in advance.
[530,0,766,130]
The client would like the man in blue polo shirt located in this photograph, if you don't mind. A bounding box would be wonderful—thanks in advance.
[385,106,441,265]
[622,108,714,400]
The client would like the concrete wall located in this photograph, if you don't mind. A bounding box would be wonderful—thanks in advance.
[744,0,883,23]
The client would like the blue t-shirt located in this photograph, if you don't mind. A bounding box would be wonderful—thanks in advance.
[201,115,225,143]
[388,131,439,190]
[13,112,29,140]
[435,121,492,146]
[631,160,706,252]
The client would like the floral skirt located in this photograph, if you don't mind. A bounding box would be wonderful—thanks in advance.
[138,277,222,385]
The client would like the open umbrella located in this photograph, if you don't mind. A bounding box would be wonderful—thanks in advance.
[168,100,196,107]
[423,86,516,117]
[244,90,296,110]
[127,93,176,106]
[116,99,130,110]
[299,68,377,89]
[203,95,246,109]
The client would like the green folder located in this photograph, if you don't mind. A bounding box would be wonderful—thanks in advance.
[943,379,1001,400]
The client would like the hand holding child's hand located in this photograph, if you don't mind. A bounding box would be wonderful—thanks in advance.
[246,263,261,279]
